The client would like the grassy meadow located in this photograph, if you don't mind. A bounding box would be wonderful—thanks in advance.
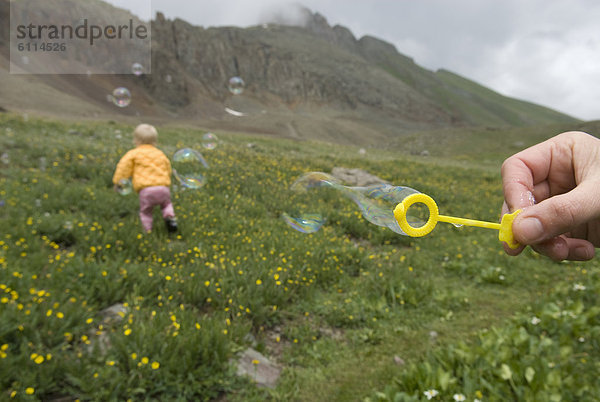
[1,113,599,401]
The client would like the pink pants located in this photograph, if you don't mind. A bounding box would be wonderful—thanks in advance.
[139,186,175,232]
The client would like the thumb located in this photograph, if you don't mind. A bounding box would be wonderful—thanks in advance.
[512,182,600,244]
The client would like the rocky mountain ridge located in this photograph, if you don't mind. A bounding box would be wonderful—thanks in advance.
[0,0,579,145]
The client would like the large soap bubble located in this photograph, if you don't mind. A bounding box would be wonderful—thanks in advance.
[283,172,423,234]
[172,148,209,189]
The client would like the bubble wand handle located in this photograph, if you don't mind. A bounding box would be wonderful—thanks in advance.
[437,215,501,230]
[393,193,521,249]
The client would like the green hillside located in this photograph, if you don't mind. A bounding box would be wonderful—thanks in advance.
[434,69,578,126]
[1,113,599,401]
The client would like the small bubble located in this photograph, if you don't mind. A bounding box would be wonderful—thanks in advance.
[131,62,144,76]
[116,179,133,196]
[228,76,245,95]
[112,87,131,108]
[201,133,218,150]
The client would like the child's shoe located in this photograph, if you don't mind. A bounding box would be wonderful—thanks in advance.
[165,217,178,233]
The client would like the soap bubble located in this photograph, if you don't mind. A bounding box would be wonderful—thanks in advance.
[131,62,144,76]
[281,213,325,234]
[284,172,423,235]
[116,178,133,196]
[202,133,218,150]
[228,76,245,95]
[172,148,209,189]
[112,87,131,108]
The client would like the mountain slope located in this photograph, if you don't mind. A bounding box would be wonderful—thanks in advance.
[0,0,579,145]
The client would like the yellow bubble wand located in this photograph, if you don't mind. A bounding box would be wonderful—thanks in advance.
[393,193,521,249]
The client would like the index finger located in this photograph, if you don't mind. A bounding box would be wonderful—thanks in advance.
[501,140,554,211]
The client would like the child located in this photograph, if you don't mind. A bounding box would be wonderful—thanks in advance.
[113,124,178,233]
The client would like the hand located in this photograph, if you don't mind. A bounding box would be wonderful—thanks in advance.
[501,131,600,261]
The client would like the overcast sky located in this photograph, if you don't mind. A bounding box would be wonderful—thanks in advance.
[106,0,600,121]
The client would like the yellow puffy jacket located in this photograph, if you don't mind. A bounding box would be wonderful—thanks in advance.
[112,145,171,192]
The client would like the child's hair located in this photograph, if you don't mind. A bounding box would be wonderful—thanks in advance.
[133,124,158,145]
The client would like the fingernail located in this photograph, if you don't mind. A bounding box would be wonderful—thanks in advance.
[573,246,593,261]
[517,217,544,243]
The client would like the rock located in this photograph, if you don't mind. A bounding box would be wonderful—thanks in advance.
[330,167,388,187]
[86,303,129,354]
[393,355,405,365]
[99,303,128,323]
[236,348,281,388]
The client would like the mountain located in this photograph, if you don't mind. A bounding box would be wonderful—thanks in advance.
[0,0,579,145]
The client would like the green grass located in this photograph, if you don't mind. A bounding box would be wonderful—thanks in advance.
[0,113,599,401]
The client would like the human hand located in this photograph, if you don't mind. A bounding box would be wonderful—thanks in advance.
[501,131,600,261]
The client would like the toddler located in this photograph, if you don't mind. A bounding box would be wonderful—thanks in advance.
[113,124,178,233]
